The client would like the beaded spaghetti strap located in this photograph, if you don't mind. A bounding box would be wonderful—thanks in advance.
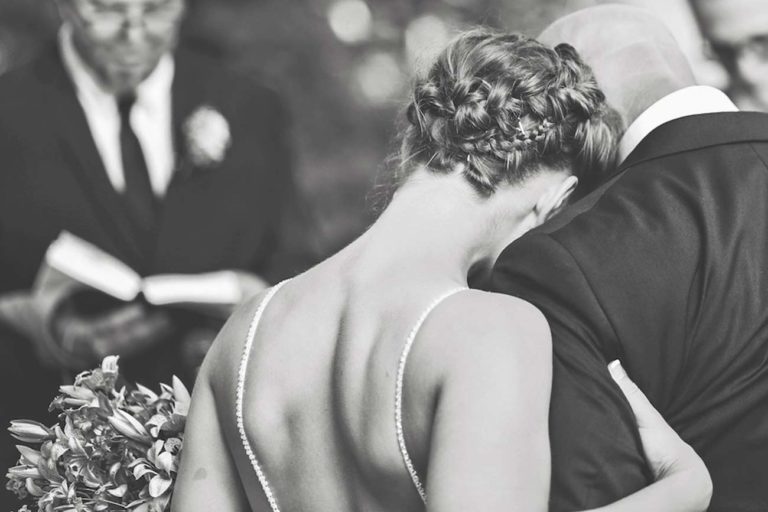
[236,280,290,512]
[395,287,467,504]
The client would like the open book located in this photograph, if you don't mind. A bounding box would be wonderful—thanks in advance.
[43,232,244,306]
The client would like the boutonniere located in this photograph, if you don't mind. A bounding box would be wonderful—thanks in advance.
[183,105,231,168]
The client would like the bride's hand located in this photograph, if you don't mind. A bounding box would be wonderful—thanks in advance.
[608,360,712,508]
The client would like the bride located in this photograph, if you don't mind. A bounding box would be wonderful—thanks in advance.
[173,29,711,511]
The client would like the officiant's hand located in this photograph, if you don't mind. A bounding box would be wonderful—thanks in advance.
[52,302,174,369]
[0,281,84,368]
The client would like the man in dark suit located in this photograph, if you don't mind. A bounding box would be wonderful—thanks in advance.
[492,6,768,511]
[0,0,312,499]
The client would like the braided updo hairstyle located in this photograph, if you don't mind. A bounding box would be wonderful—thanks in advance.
[397,29,623,196]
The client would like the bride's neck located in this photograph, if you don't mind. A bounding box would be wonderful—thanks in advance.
[345,174,528,286]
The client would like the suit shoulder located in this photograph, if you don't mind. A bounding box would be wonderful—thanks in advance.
[0,40,61,85]
[0,56,44,100]
[494,231,566,275]
[0,43,62,118]
[174,49,283,105]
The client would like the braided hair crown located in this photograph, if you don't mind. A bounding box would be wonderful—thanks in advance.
[398,28,623,196]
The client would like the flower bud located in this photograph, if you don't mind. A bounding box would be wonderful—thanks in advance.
[135,383,159,402]
[7,465,42,480]
[8,420,54,443]
[101,355,120,374]
[16,445,42,466]
[59,385,97,402]
[172,376,191,417]
[108,410,150,444]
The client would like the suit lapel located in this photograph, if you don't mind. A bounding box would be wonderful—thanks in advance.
[169,50,205,184]
[152,51,214,270]
[37,45,146,269]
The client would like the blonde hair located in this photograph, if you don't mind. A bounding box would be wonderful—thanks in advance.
[396,28,623,196]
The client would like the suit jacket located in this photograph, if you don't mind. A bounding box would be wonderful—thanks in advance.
[492,112,768,512]
[0,41,311,294]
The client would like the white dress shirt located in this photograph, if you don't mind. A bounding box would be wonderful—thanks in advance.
[619,85,739,162]
[59,25,176,197]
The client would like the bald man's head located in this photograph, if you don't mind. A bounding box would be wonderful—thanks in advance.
[540,5,696,128]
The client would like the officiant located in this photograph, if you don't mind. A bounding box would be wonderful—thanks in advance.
[0,0,314,489]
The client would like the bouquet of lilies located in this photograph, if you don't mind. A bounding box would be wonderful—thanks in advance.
[5,356,189,512]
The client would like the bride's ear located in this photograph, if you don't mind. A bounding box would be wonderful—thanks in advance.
[534,175,578,223]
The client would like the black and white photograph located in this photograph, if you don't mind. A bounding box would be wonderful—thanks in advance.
[0,0,766,510]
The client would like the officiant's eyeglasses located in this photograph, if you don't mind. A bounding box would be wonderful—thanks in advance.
[74,0,184,33]
[708,35,768,67]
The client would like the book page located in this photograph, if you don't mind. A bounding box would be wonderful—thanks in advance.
[45,232,141,302]
[142,270,243,306]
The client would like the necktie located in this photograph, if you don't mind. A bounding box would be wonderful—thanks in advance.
[117,94,157,258]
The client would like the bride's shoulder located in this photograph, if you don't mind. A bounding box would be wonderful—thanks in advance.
[442,290,550,341]
[418,291,552,377]
[198,291,273,388]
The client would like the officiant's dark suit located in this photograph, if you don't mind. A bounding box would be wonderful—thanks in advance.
[0,36,312,504]
[493,93,768,510]
[0,44,306,295]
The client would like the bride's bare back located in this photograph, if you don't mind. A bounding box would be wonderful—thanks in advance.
[173,254,553,512]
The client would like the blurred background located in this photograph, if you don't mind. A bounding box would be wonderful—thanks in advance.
[0,0,736,254]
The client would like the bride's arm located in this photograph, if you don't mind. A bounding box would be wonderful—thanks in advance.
[422,293,710,512]
[583,362,712,512]
[425,295,552,512]
[172,324,251,512]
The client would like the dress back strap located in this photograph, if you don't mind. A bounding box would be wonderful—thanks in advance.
[236,279,290,512]
[395,287,467,504]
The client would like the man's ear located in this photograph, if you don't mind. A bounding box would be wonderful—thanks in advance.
[534,175,578,223]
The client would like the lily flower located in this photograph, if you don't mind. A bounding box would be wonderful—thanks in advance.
[8,420,54,443]
[148,473,173,498]
[16,445,42,466]
[7,465,42,480]
[135,383,159,403]
[6,359,189,512]
[172,376,191,416]
[108,410,151,444]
